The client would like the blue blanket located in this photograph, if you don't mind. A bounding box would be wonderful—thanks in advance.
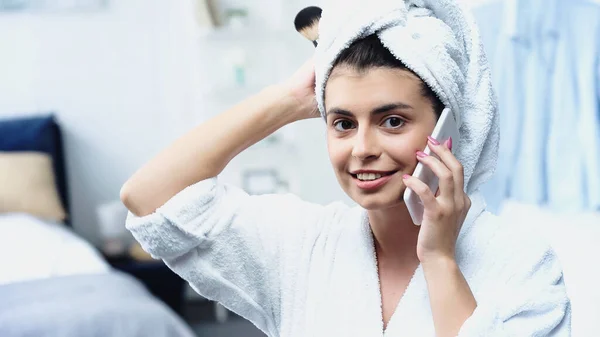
[0,272,195,337]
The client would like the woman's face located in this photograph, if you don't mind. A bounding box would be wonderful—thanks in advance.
[324,65,437,210]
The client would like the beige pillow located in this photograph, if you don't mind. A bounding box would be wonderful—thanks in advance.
[0,152,67,222]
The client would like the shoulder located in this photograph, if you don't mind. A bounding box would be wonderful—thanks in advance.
[249,192,354,222]
[242,192,360,237]
[459,211,564,288]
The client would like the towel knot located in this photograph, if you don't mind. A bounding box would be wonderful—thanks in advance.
[407,1,433,18]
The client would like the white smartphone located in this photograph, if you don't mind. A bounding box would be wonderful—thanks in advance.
[403,107,460,225]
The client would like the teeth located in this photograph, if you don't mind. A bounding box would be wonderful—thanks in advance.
[357,173,383,181]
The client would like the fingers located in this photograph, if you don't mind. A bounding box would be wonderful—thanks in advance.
[403,173,437,210]
[427,136,465,192]
[405,136,467,214]
[415,151,454,200]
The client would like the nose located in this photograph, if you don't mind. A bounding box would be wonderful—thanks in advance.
[351,126,381,161]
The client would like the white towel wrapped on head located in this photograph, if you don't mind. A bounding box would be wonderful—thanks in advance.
[314,0,499,194]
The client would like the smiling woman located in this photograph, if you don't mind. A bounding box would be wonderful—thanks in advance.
[326,65,437,207]
[120,1,571,337]
[324,35,443,212]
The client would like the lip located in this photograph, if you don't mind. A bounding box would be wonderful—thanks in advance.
[352,171,397,190]
[350,169,395,175]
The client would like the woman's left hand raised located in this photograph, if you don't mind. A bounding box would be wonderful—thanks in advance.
[402,136,471,264]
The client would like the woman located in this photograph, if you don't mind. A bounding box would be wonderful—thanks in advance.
[121,1,570,336]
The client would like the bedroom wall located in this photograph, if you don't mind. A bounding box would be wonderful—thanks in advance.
[0,0,352,245]
[0,0,200,244]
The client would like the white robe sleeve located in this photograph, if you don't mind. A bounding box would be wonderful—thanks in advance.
[458,245,571,336]
[126,177,338,336]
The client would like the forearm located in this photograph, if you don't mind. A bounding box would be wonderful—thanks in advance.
[121,84,300,217]
[422,256,476,337]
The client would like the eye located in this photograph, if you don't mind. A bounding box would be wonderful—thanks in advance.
[333,119,356,131]
[382,116,405,129]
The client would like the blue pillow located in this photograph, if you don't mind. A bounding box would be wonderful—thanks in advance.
[0,114,69,223]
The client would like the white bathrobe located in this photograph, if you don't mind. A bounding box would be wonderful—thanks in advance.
[126,177,571,337]
[127,2,570,335]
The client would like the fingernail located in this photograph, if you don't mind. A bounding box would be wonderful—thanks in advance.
[427,136,440,145]
[403,174,410,179]
[446,137,453,150]
[416,151,428,158]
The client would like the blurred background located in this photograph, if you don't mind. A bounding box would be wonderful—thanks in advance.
[0,0,598,336]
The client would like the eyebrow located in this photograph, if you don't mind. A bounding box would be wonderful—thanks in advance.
[326,103,413,117]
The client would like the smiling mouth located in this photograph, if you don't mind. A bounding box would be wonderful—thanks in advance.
[351,171,397,181]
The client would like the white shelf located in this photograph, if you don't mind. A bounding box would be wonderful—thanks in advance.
[200,26,294,43]
[202,85,264,101]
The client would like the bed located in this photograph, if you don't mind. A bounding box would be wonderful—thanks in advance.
[0,114,196,337]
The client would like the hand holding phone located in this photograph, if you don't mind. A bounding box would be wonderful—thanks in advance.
[403,108,460,225]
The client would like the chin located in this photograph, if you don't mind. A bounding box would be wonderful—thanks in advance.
[356,197,404,210]
[349,187,406,211]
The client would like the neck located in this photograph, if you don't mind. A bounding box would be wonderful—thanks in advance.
[367,202,420,264]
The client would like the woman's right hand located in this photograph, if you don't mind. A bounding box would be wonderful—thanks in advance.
[122,58,320,217]
[281,57,320,120]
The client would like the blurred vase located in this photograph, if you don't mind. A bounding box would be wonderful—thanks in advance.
[96,200,129,256]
